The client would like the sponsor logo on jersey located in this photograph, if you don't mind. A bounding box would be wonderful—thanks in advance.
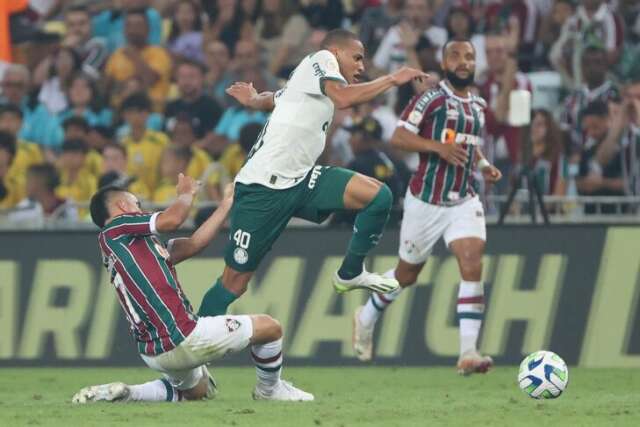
[308,165,323,189]
[441,129,482,146]
[233,247,249,265]
[312,62,326,78]
[408,111,423,126]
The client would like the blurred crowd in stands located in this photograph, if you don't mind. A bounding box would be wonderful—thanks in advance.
[0,0,639,227]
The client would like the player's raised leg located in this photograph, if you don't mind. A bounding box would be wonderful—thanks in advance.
[333,173,399,294]
[449,237,493,375]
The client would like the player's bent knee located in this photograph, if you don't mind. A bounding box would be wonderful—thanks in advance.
[250,315,283,344]
[369,183,393,213]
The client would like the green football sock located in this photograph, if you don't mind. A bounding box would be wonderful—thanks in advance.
[338,184,393,280]
[197,278,238,316]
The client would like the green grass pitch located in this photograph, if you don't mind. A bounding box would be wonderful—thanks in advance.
[2,367,639,426]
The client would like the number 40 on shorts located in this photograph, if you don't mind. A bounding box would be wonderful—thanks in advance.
[233,230,251,249]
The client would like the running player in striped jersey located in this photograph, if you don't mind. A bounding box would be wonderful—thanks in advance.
[352,39,502,375]
[72,174,313,404]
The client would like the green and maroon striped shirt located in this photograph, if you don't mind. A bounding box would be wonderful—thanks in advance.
[398,81,487,205]
[98,213,197,356]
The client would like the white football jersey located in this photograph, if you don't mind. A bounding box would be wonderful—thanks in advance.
[235,50,347,189]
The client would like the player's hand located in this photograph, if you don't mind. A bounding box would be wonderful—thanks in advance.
[226,82,257,107]
[481,164,502,182]
[391,67,430,86]
[436,143,468,167]
[176,173,200,197]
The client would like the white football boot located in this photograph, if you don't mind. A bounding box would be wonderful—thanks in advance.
[353,306,374,362]
[252,380,314,402]
[457,350,494,376]
[333,267,399,294]
[72,382,130,404]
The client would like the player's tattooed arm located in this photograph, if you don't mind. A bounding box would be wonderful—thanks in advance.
[155,173,199,233]
[167,184,234,264]
[390,127,468,167]
[323,67,429,109]
[226,82,275,111]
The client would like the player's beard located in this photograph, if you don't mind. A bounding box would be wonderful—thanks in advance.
[446,69,475,91]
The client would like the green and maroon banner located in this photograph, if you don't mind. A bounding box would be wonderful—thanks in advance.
[0,226,639,367]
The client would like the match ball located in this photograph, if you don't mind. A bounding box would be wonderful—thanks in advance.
[517,350,568,399]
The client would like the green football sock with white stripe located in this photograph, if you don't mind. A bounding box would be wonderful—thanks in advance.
[457,280,484,355]
[198,277,238,316]
[338,185,393,280]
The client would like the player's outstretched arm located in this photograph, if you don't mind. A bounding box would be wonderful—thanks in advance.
[167,184,234,264]
[391,127,469,167]
[324,66,429,109]
[226,82,275,112]
[155,173,199,233]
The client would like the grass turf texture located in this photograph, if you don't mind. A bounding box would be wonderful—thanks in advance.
[2,367,639,426]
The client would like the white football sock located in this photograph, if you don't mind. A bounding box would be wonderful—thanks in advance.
[129,379,181,402]
[252,338,283,393]
[457,280,485,355]
[359,269,403,328]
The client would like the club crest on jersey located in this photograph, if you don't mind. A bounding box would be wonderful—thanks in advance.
[233,247,249,265]
[225,318,242,333]
[325,56,339,73]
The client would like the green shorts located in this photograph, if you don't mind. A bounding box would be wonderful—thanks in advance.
[225,166,354,272]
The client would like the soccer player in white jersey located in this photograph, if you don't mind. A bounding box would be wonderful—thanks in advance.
[352,39,503,375]
[196,29,429,317]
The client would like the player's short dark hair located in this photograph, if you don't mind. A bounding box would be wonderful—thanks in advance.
[581,100,609,118]
[62,115,90,132]
[27,163,60,192]
[90,185,127,228]
[442,38,475,59]
[0,130,17,160]
[0,103,23,119]
[321,29,359,49]
[103,142,127,157]
[62,138,89,154]
[121,92,152,113]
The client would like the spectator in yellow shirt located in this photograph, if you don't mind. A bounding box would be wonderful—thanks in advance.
[119,93,168,193]
[100,142,151,200]
[62,116,102,180]
[152,145,192,204]
[105,8,172,111]
[0,132,20,209]
[167,112,212,180]
[56,139,97,209]
[0,104,44,204]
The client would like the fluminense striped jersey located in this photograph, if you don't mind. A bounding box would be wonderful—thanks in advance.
[97,212,197,356]
[398,81,487,205]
